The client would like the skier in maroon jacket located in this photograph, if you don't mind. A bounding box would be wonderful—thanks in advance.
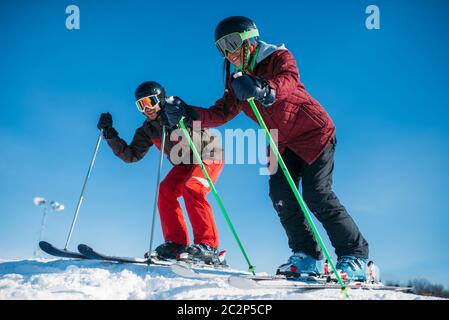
[97,81,225,265]
[163,16,370,280]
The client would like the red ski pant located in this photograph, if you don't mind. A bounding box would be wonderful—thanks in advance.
[158,161,224,248]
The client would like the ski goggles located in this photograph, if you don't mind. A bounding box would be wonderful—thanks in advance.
[215,29,259,57]
[135,95,160,113]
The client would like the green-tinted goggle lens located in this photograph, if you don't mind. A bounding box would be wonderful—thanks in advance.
[215,29,259,57]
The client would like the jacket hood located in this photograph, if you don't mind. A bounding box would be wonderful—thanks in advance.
[256,40,288,63]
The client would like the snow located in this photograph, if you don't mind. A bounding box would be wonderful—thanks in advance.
[0,259,443,300]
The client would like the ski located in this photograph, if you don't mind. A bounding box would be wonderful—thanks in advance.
[39,241,90,260]
[77,244,231,272]
[77,244,172,266]
[170,263,328,282]
[171,263,414,293]
[170,263,249,279]
[228,276,414,293]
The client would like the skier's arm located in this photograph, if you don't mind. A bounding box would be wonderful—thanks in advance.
[106,126,153,163]
[97,113,152,163]
[229,51,300,106]
[163,94,242,129]
[106,127,153,163]
[190,92,243,128]
[263,50,300,101]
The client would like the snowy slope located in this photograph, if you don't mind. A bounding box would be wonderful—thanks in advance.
[0,259,441,300]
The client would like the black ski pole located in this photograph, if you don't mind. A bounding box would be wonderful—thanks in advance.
[64,130,103,250]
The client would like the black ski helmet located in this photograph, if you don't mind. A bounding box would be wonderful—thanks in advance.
[134,81,166,104]
[214,16,258,43]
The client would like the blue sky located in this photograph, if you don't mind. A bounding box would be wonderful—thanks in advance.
[1,0,448,288]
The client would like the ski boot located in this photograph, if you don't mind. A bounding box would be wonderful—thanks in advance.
[367,260,381,283]
[335,255,369,282]
[144,241,187,261]
[177,243,227,267]
[276,252,325,278]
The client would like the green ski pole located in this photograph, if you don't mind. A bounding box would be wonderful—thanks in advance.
[246,98,349,297]
[178,118,256,275]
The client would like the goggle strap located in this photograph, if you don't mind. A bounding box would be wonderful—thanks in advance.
[239,29,259,41]
[248,43,260,73]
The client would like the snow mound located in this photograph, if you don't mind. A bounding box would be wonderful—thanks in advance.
[0,259,440,300]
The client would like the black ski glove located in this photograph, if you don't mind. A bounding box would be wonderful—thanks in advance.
[163,96,199,129]
[97,112,119,139]
[159,110,170,128]
[231,73,276,106]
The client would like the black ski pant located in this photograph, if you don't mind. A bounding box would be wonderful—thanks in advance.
[269,136,369,260]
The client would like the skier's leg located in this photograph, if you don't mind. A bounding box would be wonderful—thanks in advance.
[269,148,322,259]
[301,136,369,259]
[181,161,224,249]
[158,165,191,245]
